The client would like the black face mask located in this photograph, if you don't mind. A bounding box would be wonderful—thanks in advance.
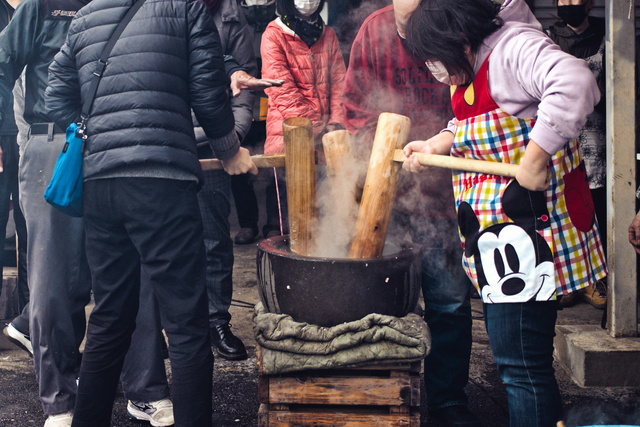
[557,5,587,28]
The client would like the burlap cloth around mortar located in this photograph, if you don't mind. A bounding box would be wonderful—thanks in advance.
[253,302,431,374]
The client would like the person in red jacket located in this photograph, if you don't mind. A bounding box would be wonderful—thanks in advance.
[260,0,346,237]
[343,5,479,426]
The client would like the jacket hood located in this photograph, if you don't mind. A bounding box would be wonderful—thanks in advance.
[499,0,542,32]
[240,0,276,29]
[204,0,242,22]
[477,0,543,66]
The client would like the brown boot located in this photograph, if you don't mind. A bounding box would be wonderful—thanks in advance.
[559,291,579,308]
[581,279,607,309]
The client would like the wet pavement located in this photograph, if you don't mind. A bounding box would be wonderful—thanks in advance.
[1,171,640,426]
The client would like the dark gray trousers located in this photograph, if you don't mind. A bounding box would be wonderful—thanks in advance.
[19,129,91,415]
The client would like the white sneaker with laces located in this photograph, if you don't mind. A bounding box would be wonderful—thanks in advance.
[127,398,175,427]
[43,411,73,427]
[3,322,33,356]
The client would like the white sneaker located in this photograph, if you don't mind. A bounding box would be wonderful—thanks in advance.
[3,322,33,356]
[43,411,73,427]
[127,398,175,426]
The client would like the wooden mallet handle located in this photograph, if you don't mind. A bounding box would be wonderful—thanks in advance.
[200,150,518,178]
[200,154,285,171]
[393,149,518,177]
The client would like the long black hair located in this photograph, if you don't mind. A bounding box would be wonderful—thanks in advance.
[276,0,326,21]
[405,0,503,80]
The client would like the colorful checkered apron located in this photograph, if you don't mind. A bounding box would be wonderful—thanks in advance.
[450,57,607,304]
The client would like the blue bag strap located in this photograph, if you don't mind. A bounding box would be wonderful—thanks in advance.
[80,0,146,126]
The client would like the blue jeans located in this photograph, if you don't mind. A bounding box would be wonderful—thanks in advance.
[484,301,562,427]
[390,212,473,410]
[197,169,234,327]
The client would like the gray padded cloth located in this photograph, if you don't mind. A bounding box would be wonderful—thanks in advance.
[254,302,431,374]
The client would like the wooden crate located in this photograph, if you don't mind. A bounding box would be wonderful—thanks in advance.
[257,346,421,426]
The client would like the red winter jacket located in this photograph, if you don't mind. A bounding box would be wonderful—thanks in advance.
[261,18,346,154]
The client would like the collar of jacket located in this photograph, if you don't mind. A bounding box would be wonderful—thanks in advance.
[218,0,242,23]
[274,16,324,40]
[240,0,275,29]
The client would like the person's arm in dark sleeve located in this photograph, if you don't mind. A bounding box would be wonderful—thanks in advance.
[223,11,256,141]
[187,0,235,153]
[45,38,82,130]
[224,54,246,78]
[0,0,40,126]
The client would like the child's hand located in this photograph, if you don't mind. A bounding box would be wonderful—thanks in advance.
[516,140,552,191]
[402,140,433,174]
[324,123,344,133]
[402,131,454,174]
[516,164,551,191]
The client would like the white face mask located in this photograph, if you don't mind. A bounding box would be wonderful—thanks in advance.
[294,0,321,17]
[245,0,271,5]
[425,60,450,84]
[425,60,468,86]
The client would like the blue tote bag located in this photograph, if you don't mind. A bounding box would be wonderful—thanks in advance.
[44,123,84,217]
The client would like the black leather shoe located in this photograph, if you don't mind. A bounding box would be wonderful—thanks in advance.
[234,228,259,245]
[265,230,281,239]
[210,324,248,361]
[429,405,481,427]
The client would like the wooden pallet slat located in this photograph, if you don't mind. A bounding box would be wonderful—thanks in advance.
[264,375,420,407]
[259,404,420,427]
[257,346,422,426]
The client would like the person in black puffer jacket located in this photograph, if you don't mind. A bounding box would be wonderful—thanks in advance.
[45,0,257,425]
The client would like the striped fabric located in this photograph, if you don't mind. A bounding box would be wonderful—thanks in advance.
[452,108,607,299]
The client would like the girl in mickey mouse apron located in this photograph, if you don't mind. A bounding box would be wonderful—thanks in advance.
[399,0,607,425]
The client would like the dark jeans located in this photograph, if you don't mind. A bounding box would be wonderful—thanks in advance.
[231,173,259,231]
[73,178,212,427]
[197,169,234,326]
[484,301,562,427]
[390,212,473,410]
[0,135,26,298]
[120,278,170,403]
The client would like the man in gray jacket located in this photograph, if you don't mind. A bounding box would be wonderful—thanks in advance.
[197,0,261,361]
[45,0,257,425]
[0,0,93,425]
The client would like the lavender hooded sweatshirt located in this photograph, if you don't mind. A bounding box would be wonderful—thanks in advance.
[448,0,600,155]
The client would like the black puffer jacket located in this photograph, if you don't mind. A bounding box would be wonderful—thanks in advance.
[45,0,236,181]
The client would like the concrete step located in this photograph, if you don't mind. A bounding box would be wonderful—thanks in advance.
[555,324,640,387]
